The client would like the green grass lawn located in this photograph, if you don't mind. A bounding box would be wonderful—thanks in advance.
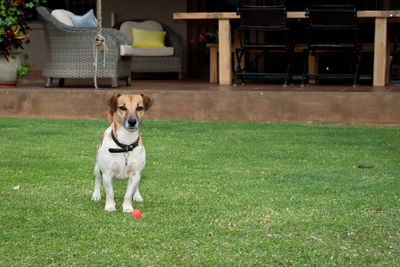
[0,117,399,265]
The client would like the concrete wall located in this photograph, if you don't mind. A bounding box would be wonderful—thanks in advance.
[24,23,47,71]
[25,1,188,73]
[1,88,399,125]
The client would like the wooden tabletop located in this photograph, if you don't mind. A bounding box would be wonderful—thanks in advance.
[173,10,400,20]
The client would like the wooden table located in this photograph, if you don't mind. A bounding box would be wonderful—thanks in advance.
[174,11,400,86]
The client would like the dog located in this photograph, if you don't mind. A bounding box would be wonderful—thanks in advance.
[91,93,153,212]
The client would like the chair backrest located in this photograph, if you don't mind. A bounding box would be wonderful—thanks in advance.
[305,5,360,47]
[119,20,164,44]
[237,6,287,29]
[306,5,357,28]
[395,29,400,46]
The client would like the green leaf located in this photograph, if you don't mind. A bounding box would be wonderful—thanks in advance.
[17,65,28,78]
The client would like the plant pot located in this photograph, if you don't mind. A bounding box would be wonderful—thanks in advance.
[0,53,21,87]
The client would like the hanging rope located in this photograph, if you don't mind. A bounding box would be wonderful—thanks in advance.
[93,0,106,89]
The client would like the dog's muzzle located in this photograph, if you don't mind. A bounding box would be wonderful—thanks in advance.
[125,117,138,131]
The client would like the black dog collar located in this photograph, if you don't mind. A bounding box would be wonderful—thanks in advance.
[108,130,139,153]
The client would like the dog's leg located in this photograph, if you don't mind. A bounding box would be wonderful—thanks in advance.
[103,173,116,212]
[133,185,143,202]
[91,164,102,201]
[122,172,141,213]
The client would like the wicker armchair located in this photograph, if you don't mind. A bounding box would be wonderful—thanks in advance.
[37,6,132,88]
[114,19,183,79]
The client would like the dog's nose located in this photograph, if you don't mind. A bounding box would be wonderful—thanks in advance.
[128,118,137,127]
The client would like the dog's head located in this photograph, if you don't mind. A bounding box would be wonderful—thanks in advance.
[107,93,153,131]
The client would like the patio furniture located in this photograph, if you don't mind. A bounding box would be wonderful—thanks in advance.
[301,5,362,87]
[37,6,132,88]
[233,6,293,86]
[115,19,183,79]
[175,11,400,86]
[390,28,400,82]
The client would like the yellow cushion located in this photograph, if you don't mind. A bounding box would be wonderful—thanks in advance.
[132,27,166,48]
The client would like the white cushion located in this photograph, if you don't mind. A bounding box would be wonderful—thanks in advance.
[120,45,135,56]
[120,20,163,44]
[132,47,174,56]
[120,45,174,57]
[51,9,74,26]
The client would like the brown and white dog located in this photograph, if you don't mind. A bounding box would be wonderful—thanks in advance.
[91,93,153,212]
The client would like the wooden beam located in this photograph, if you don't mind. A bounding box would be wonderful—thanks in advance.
[373,17,388,86]
[174,12,239,19]
[357,10,400,17]
[208,45,218,83]
[174,11,400,20]
[218,19,232,85]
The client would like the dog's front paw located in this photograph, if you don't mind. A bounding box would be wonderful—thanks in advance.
[122,204,134,213]
[104,202,116,212]
[91,193,101,201]
[133,192,143,202]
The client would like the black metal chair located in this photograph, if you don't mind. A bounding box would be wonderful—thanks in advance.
[390,29,400,82]
[233,6,293,86]
[301,5,362,87]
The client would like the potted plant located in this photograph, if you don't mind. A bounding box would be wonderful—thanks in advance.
[0,0,44,85]
[190,31,219,53]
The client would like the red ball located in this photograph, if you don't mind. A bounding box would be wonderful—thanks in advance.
[132,209,142,219]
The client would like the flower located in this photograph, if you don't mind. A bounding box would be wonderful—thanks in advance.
[190,34,206,45]
[190,32,219,52]
[198,34,206,42]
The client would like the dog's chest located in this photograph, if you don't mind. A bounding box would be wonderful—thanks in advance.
[97,128,146,179]
[101,147,146,179]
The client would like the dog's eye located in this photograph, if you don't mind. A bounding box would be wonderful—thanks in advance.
[136,106,144,111]
[119,105,127,111]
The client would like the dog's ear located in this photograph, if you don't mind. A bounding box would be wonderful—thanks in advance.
[107,94,121,112]
[140,93,153,111]
[107,110,114,125]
